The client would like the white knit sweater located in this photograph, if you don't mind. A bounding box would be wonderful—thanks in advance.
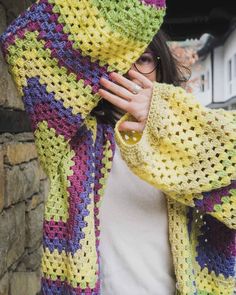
[99,145,176,295]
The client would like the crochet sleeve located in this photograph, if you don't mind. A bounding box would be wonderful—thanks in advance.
[0,37,99,177]
[115,82,236,229]
[0,11,102,177]
[0,23,100,137]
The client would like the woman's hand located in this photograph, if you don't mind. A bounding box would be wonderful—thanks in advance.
[98,70,154,132]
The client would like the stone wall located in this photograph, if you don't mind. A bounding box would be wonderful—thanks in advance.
[0,1,48,294]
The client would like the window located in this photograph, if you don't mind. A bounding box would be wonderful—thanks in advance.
[230,103,236,110]
[228,59,232,95]
[200,74,205,92]
[228,59,232,82]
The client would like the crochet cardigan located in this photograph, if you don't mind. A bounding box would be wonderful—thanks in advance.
[1,0,235,294]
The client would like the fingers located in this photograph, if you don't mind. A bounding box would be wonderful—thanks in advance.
[100,77,133,101]
[109,72,143,93]
[127,70,153,89]
[118,121,145,133]
[98,88,129,111]
[98,70,153,121]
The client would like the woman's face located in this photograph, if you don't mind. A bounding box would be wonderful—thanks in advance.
[129,50,158,83]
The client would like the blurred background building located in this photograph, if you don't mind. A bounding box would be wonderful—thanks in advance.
[163,0,236,108]
[192,29,236,109]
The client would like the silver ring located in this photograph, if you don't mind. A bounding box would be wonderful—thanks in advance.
[131,84,142,94]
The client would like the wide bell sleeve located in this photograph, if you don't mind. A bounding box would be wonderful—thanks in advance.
[115,82,236,229]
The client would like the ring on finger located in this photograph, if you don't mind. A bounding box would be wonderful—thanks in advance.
[131,83,142,95]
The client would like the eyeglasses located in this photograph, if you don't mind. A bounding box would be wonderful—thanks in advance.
[134,53,160,75]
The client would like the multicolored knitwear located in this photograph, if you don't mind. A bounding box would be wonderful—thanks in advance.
[116,84,236,294]
[0,0,235,294]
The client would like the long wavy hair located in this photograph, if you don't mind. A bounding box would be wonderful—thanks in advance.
[91,29,190,126]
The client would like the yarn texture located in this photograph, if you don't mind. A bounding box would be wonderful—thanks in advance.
[1,0,236,294]
[115,83,236,294]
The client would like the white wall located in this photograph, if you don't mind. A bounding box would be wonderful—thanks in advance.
[213,46,224,102]
[223,29,236,100]
[191,28,236,106]
[191,54,212,106]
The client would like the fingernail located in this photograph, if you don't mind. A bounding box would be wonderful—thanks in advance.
[100,77,106,83]
[109,73,114,80]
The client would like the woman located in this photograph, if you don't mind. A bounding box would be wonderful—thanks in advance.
[0,0,235,294]
[96,29,187,294]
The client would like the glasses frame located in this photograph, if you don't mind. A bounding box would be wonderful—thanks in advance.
[134,56,161,75]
